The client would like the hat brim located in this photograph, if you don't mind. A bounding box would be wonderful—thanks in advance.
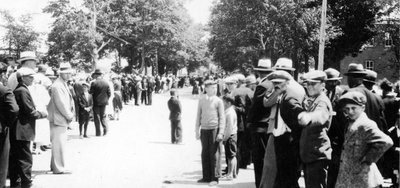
[344,71,367,76]
[60,70,73,74]
[305,79,323,83]
[270,78,287,83]
[274,67,295,71]
[326,77,342,81]
[254,68,274,72]
[16,57,38,63]
[363,79,376,84]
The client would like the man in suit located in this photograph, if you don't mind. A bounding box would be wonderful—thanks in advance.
[9,68,47,188]
[298,71,333,188]
[90,69,111,136]
[47,63,75,174]
[0,63,19,188]
[147,76,155,105]
[167,89,182,144]
[247,58,274,188]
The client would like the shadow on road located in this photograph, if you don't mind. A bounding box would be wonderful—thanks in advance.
[148,141,174,145]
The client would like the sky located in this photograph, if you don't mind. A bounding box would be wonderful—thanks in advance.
[0,0,213,52]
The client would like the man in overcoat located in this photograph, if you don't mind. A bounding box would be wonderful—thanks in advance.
[167,89,182,144]
[9,68,47,188]
[298,70,333,188]
[90,69,111,136]
[0,64,19,188]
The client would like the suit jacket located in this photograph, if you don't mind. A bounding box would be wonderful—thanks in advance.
[349,85,388,132]
[168,97,181,120]
[247,78,274,130]
[47,78,75,126]
[0,84,19,133]
[78,92,93,116]
[300,93,332,163]
[384,126,399,169]
[90,78,111,106]
[335,113,393,188]
[13,84,45,141]
[232,86,253,131]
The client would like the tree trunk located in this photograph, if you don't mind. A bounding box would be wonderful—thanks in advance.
[304,54,309,72]
[153,49,158,76]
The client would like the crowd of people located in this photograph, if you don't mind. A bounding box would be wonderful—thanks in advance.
[194,57,399,188]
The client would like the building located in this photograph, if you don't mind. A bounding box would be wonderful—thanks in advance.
[340,20,399,84]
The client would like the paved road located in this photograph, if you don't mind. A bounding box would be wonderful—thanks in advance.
[8,87,255,188]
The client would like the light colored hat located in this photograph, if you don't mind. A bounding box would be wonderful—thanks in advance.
[273,58,295,71]
[245,75,257,85]
[233,74,245,82]
[18,67,36,77]
[344,63,367,76]
[267,70,292,83]
[254,59,274,72]
[225,76,238,84]
[204,79,217,86]
[302,70,327,83]
[17,51,38,63]
[324,68,342,80]
[59,62,73,74]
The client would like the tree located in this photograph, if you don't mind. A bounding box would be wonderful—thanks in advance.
[0,10,40,58]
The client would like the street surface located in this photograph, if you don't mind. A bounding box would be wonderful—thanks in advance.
[6,87,393,188]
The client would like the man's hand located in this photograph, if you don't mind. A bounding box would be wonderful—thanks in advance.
[216,133,223,142]
[298,112,311,126]
[195,131,200,140]
[40,111,48,118]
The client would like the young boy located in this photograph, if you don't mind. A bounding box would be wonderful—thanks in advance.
[167,89,182,144]
[222,95,238,180]
[77,82,92,138]
[195,80,226,186]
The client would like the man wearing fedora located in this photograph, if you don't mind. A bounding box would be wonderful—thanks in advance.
[47,62,75,174]
[7,51,38,91]
[10,68,47,188]
[363,69,378,93]
[246,58,274,188]
[90,69,111,136]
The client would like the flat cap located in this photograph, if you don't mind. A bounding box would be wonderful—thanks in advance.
[339,91,367,106]
[302,70,327,83]
[204,79,217,86]
[324,68,342,80]
[245,75,257,85]
[18,67,36,77]
[267,70,292,83]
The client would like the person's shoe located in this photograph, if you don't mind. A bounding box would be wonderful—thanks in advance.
[79,135,84,139]
[209,181,218,186]
[53,170,72,175]
[83,135,89,138]
[197,178,210,183]
[39,145,48,152]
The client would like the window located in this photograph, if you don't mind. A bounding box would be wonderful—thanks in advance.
[365,60,374,70]
[385,32,393,47]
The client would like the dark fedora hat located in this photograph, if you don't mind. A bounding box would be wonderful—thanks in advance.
[344,63,367,76]
[363,69,377,84]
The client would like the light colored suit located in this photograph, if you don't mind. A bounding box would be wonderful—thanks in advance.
[335,112,393,188]
[47,78,74,173]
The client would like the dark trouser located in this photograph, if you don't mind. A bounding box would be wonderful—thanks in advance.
[78,111,90,136]
[141,90,147,104]
[250,130,269,188]
[237,130,251,169]
[274,132,300,188]
[93,105,108,136]
[327,153,340,188]
[147,91,153,105]
[170,120,182,143]
[200,129,219,182]
[304,160,329,188]
[135,91,141,105]
[0,129,10,188]
[9,139,32,186]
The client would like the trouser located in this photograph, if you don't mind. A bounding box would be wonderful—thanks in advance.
[147,91,153,105]
[274,132,300,188]
[304,160,329,188]
[9,139,32,186]
[250,130,269,188]
[170,120,182,143]
[327,153,340,188]
[141,90,147,104]
[50,124,68,173]
[78,111,90,136]
[0,129,10,188]
[237,130,251,169]
[93,105,108,136]
[200,129,219,182]
[135,91,141,105]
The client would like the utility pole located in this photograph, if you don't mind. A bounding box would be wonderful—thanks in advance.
[317,0,327,70]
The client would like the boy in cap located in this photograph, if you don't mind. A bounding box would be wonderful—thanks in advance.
[298,70,332,188]
[335,91,392,188]
[195,80,225,186]
[167,89,182,144]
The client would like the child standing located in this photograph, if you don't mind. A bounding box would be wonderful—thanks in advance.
[222,95,238,180]
[77,82,92,138]
[195,80,226,186]
[167,89,182,144]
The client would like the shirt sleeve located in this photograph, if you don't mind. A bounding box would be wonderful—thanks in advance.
[217,99,226,135]
[195,98,202,133]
